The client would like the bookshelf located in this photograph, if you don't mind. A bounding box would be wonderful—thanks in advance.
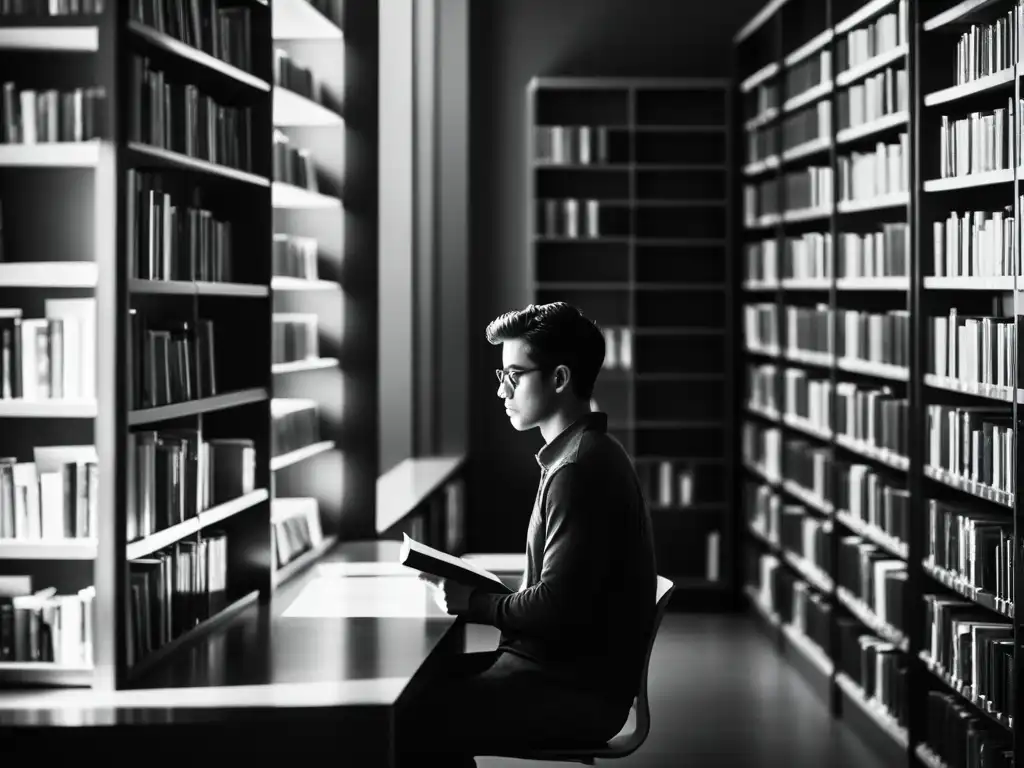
[526,77,735,599]
[269,0,344,588]
[0,0,367,692]
[738,0,1023,765]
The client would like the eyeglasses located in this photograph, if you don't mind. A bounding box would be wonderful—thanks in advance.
[495,367,542,391]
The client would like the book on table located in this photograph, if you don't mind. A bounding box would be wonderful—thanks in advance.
[399,533,513,594]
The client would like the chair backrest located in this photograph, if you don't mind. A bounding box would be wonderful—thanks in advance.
[628,575,674,747]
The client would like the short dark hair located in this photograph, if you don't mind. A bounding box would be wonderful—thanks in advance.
[486,302,605,400]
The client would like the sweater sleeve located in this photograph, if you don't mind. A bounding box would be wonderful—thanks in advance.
[464,462,610,636]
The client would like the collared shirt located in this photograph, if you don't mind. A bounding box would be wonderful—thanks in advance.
[465,409,657,711]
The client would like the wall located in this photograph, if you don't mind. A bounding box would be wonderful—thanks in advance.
[466,0,767,552]
[379,0,469,476]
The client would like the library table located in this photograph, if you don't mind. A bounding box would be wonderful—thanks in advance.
[0,540,465,764]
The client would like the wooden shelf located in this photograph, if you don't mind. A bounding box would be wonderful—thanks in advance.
[0,26,98,51]
[923,0,1001,31]
[272,276,341,291]
[128,388,269,426]
[924,168,1013,192]
[126,489,269,560]
[128,21,271,91]
[0,399,97,418]
[130,279,269,297]
[0,539,97,560]
[836,0,900,34]
[270,440,336,471]
[273,86,344,126]
[0,662,92,687]
[0,261,97,287]
[272,357,340,374]
[924,68,1014,106]
[128,142,271,186]
[836,111,908,144]
[0,141,100,167]
[272,181,342,209]
[835,45,907,88]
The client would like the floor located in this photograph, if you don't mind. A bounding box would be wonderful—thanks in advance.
[467,612,890,768]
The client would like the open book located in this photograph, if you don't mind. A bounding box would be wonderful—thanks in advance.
[399,534,513,595]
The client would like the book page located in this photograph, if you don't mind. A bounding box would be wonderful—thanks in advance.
[401,533,505,586]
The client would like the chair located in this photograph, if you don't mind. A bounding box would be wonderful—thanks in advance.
[486,575,675,765]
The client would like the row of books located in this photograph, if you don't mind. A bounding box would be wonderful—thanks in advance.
[747,362,775,413]
[273,497,323,569]
[744,223,910,282]
[744,302,778,350]
[751,552,832,653]
[274,49,320,103]
[926,498,1013,607]
[923,594,1013,717]
[635,460,699,509]
[929,310,1015,391]
[128,170,234,283]
[130,0,254,73]
[938,104,1014,180]
[782,101,829,152]
[273,129,317,190]
[744,177,780,221]
[924,692,1011,768]
[784,49,829,102]
[601,326,633,370]
[0,576,94,665]
[533,125,612,167]
[834,0,907,74]
[130,55,253,173]
[783,232,831,281]
[746,123,777,165]
[783,439,829,503]
[0,0,103,15]
[836,383,908,459]
[536,198,602,239]
[783,367,830,429]
[932,207,1018,280]
[783,165,832,211]
[272,234,320,281]
[742,421,781,479]
[128,428,255,543]
[781,305,909,368]
[839,223,910,278]
[836,536,907,635]
[837,134,908,201]
[273,313,320,365]
[0,299,96,401]
[0,446,97,542]
[128,312,217,410]
[951,4,1020,87]
[745,81,779,123]
[836,618,908,734]
[837,463,909,550]
[127,532,228,668]
[779,504,831,578]
[926,405,1014,497]
[744,415,911,550]
[271,398,321,458]
[0,84,106,144]
[744,239,777,284]
[837,66,908,131]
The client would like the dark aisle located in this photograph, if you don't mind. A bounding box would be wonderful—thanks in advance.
[470,613,891,768]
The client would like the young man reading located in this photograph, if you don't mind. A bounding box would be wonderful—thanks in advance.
[398,302,658,766]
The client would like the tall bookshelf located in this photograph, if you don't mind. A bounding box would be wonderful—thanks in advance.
[268,0,345,587]
[738,0,1024,766]
[0,0,362,692]
[526,77,736,600]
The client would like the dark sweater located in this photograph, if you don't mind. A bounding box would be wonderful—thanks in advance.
[465,411,657,711]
